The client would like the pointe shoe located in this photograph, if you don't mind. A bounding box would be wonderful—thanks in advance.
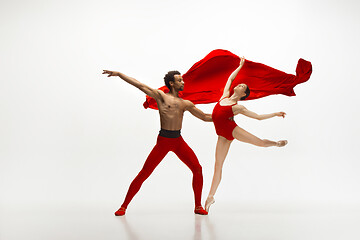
[277,140,288,147]
[205,197,215,212]
[194,206,208,215]
[114,207,126,216]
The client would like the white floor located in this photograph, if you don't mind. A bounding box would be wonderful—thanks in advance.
[1,203,359,240]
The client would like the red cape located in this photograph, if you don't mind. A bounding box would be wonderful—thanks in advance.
[143,49,312,109]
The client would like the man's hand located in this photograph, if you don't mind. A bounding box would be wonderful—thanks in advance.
[102,69,161,99]
[102,70,119,77]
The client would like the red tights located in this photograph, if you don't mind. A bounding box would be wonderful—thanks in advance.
[121,135,203,208]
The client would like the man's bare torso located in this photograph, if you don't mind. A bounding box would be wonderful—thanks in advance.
[155,91,189,131]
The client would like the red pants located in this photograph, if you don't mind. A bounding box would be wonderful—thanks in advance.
[121,135,203,208]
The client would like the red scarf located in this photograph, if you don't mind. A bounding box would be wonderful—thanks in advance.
[143,49,312,109]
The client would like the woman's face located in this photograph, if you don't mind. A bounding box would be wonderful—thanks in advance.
[234,83,247,96]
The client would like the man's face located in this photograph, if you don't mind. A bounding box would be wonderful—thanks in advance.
[173,75,184,91]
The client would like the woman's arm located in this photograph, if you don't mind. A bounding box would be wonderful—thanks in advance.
[220,57,245,100]
[233,105,286,120]
[102,70,162,100]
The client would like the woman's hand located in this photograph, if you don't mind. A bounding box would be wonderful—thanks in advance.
[240,56,245,67]
[275,112,286,118]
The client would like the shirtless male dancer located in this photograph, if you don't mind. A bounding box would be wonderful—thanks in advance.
[102,69,212,216]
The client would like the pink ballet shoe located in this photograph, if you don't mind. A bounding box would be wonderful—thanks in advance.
[277,140,288,147]
[114,207,126,216]
[205,196,215,212]
[194,206,208,215]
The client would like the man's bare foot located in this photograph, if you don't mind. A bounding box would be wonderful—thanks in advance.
[205,196,215,212]
[277,140,288,147]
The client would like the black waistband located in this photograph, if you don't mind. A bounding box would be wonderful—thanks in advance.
[159,129,181,138]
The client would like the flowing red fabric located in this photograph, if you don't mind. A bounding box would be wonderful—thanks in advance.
[143,49,312,109]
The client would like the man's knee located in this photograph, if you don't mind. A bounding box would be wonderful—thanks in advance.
[192,164,202,175]
[136,168,153,181]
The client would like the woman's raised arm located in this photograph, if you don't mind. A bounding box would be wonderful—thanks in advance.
[219,56,245,100]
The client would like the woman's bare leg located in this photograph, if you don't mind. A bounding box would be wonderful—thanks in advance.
[232,126,287,147]
[205,136,232,211]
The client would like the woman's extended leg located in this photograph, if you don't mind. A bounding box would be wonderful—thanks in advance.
[205,136,232,211]
[232,126,287,147]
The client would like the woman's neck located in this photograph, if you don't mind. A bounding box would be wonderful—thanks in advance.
[229,94,241,102]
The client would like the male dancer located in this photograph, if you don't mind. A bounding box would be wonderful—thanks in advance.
[102,69,212,215]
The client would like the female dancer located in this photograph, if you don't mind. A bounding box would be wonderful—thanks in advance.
[205,57,288,211]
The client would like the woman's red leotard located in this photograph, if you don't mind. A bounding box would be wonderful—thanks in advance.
[212,101,237,141]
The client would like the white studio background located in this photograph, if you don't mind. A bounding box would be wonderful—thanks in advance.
[1,0,360,213]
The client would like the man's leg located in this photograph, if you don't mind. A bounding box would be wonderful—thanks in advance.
[172,137,207,215]
[115,136,169,215]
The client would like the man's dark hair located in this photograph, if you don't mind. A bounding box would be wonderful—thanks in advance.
[240,86,250,100]
[164,71,181,90]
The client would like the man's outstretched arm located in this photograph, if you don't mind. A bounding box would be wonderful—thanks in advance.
[103,70,161,99]
[185,101,212,122]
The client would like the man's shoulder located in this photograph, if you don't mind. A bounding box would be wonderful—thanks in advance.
[156,89,166,95]
[181,99,195,109]
[181,99,192,104]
